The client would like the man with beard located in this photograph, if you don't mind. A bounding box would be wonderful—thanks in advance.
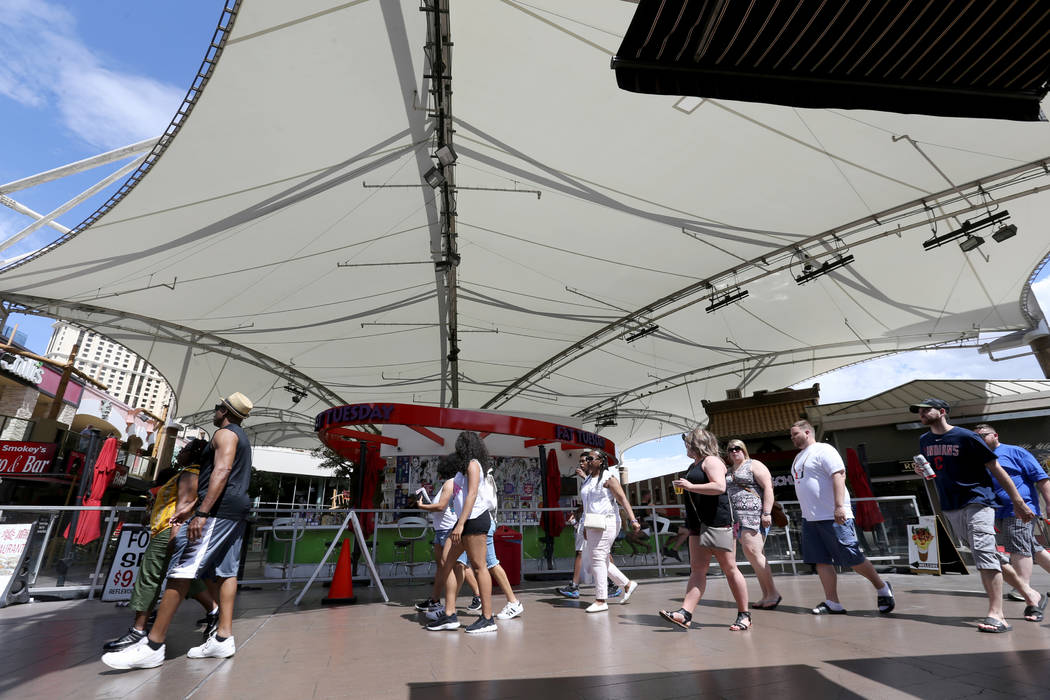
[103,392,254,668]
[910,398,1044,633]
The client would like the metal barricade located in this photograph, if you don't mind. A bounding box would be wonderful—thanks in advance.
[0,496,923,597]
[0,505,147,598]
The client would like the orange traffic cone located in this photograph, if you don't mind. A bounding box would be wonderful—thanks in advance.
[322,538,357,605]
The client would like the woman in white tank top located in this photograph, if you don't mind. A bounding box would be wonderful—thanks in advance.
[578,450,642,612]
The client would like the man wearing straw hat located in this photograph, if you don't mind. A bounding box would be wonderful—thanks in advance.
[103,392,254,669]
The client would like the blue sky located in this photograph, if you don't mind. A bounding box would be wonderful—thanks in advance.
[1,1,1048,467]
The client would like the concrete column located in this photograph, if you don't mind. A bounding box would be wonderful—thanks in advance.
[0,384,39,440]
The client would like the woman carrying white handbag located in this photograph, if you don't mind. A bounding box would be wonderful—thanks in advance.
[578,449,641,612]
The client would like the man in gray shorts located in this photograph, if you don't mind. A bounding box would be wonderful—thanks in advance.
[103,392,255,669]
[911,399,1043,632]
[974,424,1050,622]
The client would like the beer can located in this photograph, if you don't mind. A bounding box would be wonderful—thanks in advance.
[914,454,935,480]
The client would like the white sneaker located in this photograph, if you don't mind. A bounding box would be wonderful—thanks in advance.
[585,602,609,613]
[187,635,236,659]
[496,601,524,620]
[621,581,639,604]
[101,637,165,669]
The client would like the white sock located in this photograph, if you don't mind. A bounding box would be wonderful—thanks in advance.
[824,599,844,611]
[876,585,891,597]
[210,605,219,615]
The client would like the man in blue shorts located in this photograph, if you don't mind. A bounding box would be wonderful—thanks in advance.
[790,420,895,615]
[103,392,254,668]
[973,423,1049,623]
[911,399,1041,633]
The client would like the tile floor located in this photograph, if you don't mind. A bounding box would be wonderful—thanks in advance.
[2,569,1048,699]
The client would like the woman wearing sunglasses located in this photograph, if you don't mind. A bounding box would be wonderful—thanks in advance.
[659,427,751,631]
[578,449,641,612]
[725,439,782,610]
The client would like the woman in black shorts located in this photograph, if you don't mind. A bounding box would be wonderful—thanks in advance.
[425,431,499,635]
[659,427,751,631]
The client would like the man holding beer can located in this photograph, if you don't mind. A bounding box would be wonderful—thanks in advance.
[910,398,1044,633]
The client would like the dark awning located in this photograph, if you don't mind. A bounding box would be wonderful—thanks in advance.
[612,0,1050,121]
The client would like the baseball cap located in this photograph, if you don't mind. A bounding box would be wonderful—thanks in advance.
[909,398,950,413]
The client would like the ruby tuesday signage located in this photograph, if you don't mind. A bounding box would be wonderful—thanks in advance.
[315,402,614,455]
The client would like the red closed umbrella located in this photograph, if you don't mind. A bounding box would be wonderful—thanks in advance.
[357,447,385,538]
[542,450,566,538]
[64,437,119,545]
[845,448,884,531]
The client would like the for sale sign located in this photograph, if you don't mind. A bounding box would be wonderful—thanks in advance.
[101,526,151,602]
[0,442,56,474]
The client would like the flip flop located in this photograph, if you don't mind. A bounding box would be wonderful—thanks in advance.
[1023,592,1048,622]
[659,608,692,629]
[751,595,782,610]
[977,617,1012,633]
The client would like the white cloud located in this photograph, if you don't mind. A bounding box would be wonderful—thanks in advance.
[0,0,183,150]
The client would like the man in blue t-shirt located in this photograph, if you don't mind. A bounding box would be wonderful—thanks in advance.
[974,424,1050,623]
[910,398,1044,633]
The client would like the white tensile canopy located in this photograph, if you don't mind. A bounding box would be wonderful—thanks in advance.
[1,0,1048,453]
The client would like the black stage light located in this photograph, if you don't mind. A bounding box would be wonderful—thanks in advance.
[992,223,1017,243]
[705,288,749,313]
[624,325,659,343]
[794,254,855,285]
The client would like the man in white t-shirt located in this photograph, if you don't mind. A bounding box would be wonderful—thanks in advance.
[790,420,895,615]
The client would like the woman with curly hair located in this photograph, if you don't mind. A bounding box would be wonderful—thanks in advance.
[659,427,751,631]
[425,431,499,634]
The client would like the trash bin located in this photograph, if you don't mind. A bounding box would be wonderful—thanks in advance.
[493,526,522,586]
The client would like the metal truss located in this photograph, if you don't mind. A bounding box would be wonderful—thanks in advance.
[574,334,983,421]
[486,158,1050,411]
[0,0,242,275]
[0,292,347,415]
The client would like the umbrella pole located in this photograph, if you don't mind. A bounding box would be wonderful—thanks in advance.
[57,432,101,586]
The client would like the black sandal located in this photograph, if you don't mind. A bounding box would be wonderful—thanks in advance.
[729,611,752,631]
[659,608,692,629]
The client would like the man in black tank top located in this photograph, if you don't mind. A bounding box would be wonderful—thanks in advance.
[102,392,255,670]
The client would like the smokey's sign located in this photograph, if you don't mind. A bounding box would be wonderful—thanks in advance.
[0,442,56,475]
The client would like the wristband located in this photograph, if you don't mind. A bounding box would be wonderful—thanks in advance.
[762,512,771,516]
[195,510,212,519]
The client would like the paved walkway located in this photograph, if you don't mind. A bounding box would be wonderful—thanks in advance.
[2,569,1048,699]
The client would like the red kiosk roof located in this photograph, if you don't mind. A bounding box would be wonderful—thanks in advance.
[316,403,617,465]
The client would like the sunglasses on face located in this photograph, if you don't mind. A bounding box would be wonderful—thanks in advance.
[214,403,224,412]
[727,446,743,452]
[580,455,596,462]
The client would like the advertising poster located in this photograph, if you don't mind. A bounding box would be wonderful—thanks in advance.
[0,522,33,607]
[102,526,151,602]
[908,515,940,575]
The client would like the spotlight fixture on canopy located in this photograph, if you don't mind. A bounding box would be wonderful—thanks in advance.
[705,287,749,313]
[624,325,659,343]
[922,211,1009,250]
[282,384,308,404]
[595,412,618,428]
[434,144,457,167]
[794,254,855,285]
[423,166,445,188]
[959,234,985,252]
[992,223,1018,242]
